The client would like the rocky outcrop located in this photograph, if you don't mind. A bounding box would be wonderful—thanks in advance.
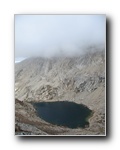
[74,76,105,93]
[15,122,47,135]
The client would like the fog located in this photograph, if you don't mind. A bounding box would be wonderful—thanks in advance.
[15,15,106,58]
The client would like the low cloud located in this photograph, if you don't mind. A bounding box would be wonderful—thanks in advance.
[15,15,106,58]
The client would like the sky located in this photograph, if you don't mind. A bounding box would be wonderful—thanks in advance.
[15,15,106,58]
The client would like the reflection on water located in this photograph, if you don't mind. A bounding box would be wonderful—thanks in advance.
[33,101,92,129]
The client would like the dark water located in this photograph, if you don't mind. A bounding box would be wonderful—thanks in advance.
[33,101,92,128]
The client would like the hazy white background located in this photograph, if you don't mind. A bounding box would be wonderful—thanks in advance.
[0,0,119,150]
[15,15,105,58]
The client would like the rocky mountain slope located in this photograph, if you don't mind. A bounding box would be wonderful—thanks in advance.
[15,49,105,135]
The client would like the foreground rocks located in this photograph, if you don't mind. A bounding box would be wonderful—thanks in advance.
[15,98,105,135]
[15,49,105,135]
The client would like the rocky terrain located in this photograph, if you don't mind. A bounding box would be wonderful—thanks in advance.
[15,48,105,135]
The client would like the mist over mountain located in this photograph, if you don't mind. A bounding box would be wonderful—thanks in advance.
[15,48,105,102]
[15,15,105,58]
